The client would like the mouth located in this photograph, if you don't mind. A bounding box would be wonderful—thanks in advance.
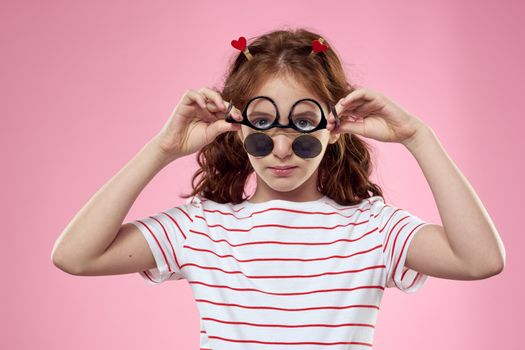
[269,165,297,170]
[268,166,298,176]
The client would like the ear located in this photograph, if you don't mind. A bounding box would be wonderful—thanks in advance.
[328,131,341,144]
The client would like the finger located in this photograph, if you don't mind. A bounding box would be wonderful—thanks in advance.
[329,105,366,132]
[198,87,245,124]
[342,92,386,120]
[340,97,369,116]
[327,100,347,131]
[335,93,373,121]
[352,104,373,116]
[337,115,366,136]
[186,89,208,109]
[221,100,243,122]
[327,90,374,132]
[186,90,218,122]
[228,102,243,121]
[348,96,385,117]
[341,97,368,108]
[340,87,376,105]
[344,114,364,123]
[208,118,242,139]
[199,86,227,113]
[343,101,369,120]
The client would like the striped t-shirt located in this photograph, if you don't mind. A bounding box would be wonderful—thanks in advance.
[130,194,431,349]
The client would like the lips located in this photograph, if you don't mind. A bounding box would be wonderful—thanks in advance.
[269,166,297,170]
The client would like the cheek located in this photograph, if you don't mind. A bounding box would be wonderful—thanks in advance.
[318,131,331,144]
[236,129,244,143]
[247,155,264,170]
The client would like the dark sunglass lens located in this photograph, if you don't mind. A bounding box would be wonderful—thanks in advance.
[292,135,322,158]
[244,133,273,157]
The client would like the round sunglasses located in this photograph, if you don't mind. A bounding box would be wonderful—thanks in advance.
[224,96,340,158]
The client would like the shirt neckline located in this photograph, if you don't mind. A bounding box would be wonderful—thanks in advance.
[242,195,329,208]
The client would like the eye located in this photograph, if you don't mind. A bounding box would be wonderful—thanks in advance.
[252,118,271,128]
[295,118,317,131]
[297,119,312,127]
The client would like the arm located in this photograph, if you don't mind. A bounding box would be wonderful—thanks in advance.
[51,135,179,274]
[401,125,506,278]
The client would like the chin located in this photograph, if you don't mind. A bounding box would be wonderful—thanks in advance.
[267,183,303,193]
[261,172,306,191]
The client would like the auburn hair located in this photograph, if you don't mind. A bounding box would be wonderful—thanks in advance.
[180,27,384,206]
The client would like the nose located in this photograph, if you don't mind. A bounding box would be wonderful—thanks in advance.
[271,133,294,159]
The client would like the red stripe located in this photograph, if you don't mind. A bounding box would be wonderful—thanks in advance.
[393,223,426,290]
[382,214,410,253]
[203,206,369,220]
[141,269,157,283]
[207,335,373,346]
[196,216,370,232]
[401,267,409,280]
[150,216,182,271]
[162,211,188,240]
[401,265,422,288]
[188,280,384,296]
[180,261,384,279]
[183,244,382,263]
[408,272,422,289]
[201,316,375,328]
[194,298,380,312]
[379,207,408,234]
[175,206,193,222]
[390,222,410,262]
[374,204,392,221]
[188,227,378,248]
[137,219,173,274]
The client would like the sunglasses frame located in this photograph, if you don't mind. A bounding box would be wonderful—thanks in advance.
[224,95,340,132]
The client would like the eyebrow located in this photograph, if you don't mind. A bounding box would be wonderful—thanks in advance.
[252,97,325,110]
[259,96,321,102]
[245,96,330,119]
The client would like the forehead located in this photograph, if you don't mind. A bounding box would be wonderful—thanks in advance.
[252,74,323,105]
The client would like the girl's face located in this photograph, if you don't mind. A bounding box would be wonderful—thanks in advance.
[236,74,340,202]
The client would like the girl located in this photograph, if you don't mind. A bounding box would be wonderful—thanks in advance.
[52,28,505,349]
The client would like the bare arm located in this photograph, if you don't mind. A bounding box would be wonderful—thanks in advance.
[51,88,241,276]
[402,126,505,277]
[51,135,178,274]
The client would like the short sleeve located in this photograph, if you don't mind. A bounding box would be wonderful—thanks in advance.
[128,196,201,285]
[370,197,432,294]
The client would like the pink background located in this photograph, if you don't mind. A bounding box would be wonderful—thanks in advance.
[2,0,522,349]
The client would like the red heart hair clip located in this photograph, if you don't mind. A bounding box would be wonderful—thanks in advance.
[230,35,329,60]
[231,36,253,60]
[312,38,329,53]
